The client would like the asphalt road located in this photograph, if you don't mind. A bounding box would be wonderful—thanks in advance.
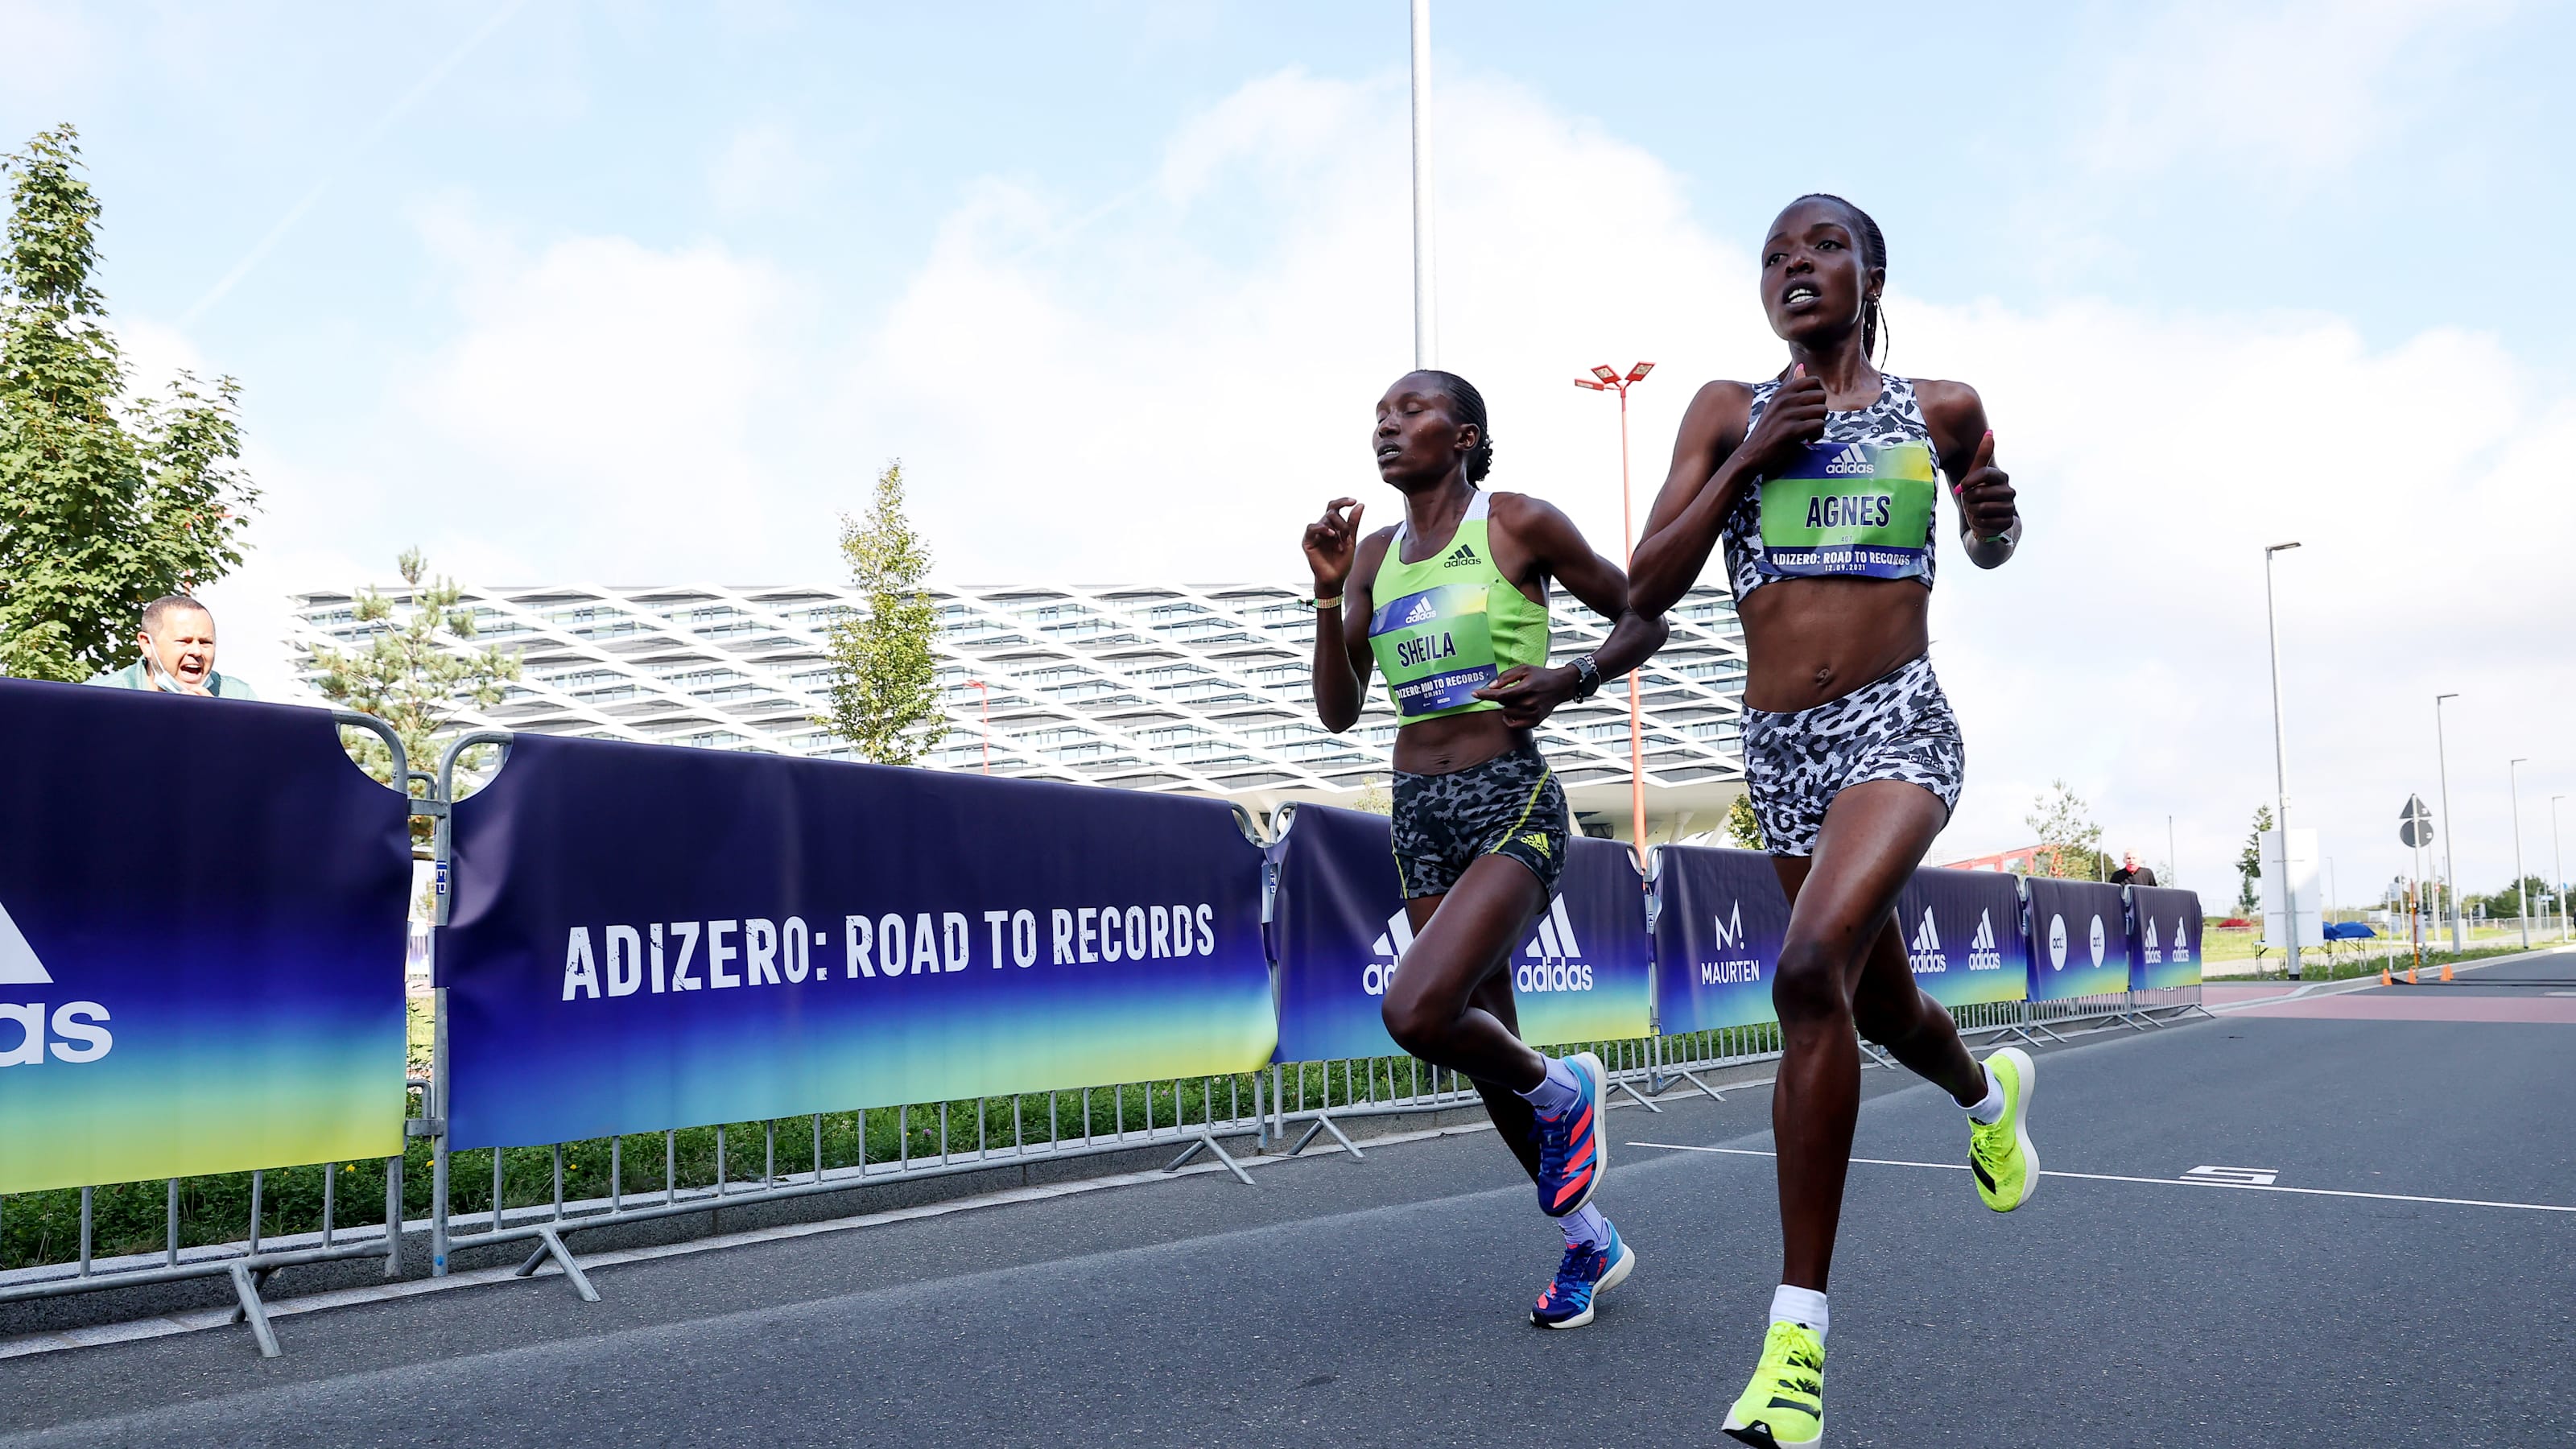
[6,961,2572,1447]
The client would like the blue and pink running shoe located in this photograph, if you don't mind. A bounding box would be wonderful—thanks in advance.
[1533,1050,1607,1217]
[1530,1222,1637,1329]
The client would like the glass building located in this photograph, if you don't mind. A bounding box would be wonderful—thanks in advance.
[291,582,1748,840]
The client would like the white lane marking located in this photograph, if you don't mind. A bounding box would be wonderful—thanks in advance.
[2182,1165,2279,1187]
[1624,1142,2576,1214]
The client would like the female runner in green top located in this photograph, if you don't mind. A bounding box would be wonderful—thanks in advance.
[1302,369,1666,1329]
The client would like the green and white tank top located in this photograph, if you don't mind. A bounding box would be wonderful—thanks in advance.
[1366,490,1551,721]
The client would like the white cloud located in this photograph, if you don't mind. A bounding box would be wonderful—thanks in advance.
[709,118,826,216]
[403,212,806,575]
[2077,0,2518,183]
[207,64,2568,906]
[0,1,96,101]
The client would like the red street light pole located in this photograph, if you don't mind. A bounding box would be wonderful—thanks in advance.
[1575,361,1654,853]
[964,679,991,774]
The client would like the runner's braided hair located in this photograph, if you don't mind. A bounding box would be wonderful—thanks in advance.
[1414,369,1495,483]
[1790,192,1890,365]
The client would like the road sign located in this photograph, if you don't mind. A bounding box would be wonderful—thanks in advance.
[2400,795,2434,848]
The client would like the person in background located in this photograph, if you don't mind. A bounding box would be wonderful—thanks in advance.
[82,595,258,700]
[2109,852,2158,887]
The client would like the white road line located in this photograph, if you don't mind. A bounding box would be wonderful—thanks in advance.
[1624,1142,2576,1214]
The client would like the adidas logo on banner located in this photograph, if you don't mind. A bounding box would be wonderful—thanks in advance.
[1514,895,1594,993]
[1700,902,1761,985]
[1823,444,1872,476]
[2169,917,2193,964]
[1401,595,1438,625]
[1966,910,2003,970]
[1364,908,1417,997]
[1443,543,1478,568]
[2142,917,2163,966]
[0,893,114,1067]
[1908,908,1946,974]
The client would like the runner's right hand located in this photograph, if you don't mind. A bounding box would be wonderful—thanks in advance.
[1302,497,1364,594]
[1736,363,1829,479]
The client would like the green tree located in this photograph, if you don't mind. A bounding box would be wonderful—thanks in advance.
[2236,803,2274,914]
[1725,791,1764,851]
[303,548,520,824]
[0,125,257,681]
[824,461,944,765]
[2024,778,2105,879]
[2471,875,2551,921]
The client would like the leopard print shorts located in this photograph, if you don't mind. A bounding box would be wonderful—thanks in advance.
[1742,654,1963,857]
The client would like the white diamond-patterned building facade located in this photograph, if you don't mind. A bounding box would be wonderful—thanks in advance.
[289,582,1748,840]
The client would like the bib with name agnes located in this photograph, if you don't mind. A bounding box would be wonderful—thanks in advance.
[1369,584,1498,718]
[1755,440,1938,582]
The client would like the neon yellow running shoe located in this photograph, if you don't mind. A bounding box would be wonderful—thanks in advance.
[1969,1046,2038,1212]
[1721,1319,1826,1447]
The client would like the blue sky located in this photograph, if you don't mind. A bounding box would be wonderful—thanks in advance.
[7,0,2571,906]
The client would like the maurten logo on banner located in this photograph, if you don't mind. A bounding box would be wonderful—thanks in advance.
[1909,908,2005,976]
[1700,901,1763,985]
[0,894,114,1067]
[1366,896,1598,996]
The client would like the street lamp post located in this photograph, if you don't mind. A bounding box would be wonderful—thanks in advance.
[2263,541,2302,978]
[2509,758,2530,947]
[1576,361,1656,852]
[2435,692,2462,952]
[2553,795,2567,942]
[1410,0,1435,368]
[965,679,991,774]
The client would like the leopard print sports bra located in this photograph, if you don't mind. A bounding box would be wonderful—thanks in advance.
[1719,373,1944,600]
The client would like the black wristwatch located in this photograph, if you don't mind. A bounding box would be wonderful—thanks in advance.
[1569,654,1604,702]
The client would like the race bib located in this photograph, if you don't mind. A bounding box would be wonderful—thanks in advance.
[1369,584,1498,717]
[1756,440,1937,580]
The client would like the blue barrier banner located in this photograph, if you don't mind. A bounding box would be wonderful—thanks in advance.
[1266,805,1650,1062]
[443,733,1276,1150]
[2024,877,2131,1001]
[1649,844,1790,1034]
[2127,886,2203,989]
[1894,867,2029,1008]
[0,680,409,1193]
[1525,837,1653,1045]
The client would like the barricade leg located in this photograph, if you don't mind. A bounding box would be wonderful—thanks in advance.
[513,1224,601,1302]
[1288,1111,1364,1160]
[227,1263,282,1359]
[1166,1130,1255,1187]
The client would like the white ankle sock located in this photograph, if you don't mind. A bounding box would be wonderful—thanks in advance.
[1965,1065,2006,1124]
[1558,1204,1610,1249]
[1515,1056,1581,1116]
[1769,1285,1828,1340]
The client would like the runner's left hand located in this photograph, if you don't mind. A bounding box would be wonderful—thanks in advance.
[1955,430,2015,540]
[1473,664,1579,728]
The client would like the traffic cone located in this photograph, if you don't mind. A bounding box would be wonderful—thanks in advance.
[2379,968,2392,986]
[2406,967,2419,985]
[2440,963,2454,983]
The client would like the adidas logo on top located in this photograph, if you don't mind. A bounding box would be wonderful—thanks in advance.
[1823,444,1872,477]
[1966,910,2003,970]
[1400,595,1438,625]
[2,893,115,1066]
[1908,908,1945,974]
[1443,543,1478,567]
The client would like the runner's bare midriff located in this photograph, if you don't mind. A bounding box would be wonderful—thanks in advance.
[1392,709,1530,777]
[1738,574,1930,714]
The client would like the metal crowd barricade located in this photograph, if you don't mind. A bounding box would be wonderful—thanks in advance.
[0,712,434,1359]
[419,733,1283,1297]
